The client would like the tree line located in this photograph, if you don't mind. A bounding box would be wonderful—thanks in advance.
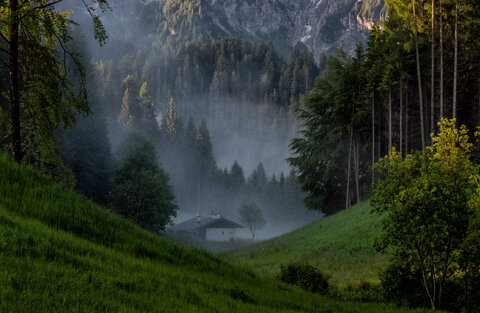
[290,0,480,215]
[95,37,320,173]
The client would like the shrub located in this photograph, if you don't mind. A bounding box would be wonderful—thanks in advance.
[278,262,330,295]
[380,260,472,312]
[229,286,254,303]
[380,260,428,308]
[330,281,384,303]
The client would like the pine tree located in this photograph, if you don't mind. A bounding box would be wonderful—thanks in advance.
[230,161,246,190]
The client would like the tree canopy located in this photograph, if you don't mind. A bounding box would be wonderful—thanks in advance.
[239,201,266,240]
[111,133,178,232]
[0,0,108,182]
[371,118,480,310]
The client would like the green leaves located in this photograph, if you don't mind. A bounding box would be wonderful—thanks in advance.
[0,0,109,182]
[371,118,480,310]
[288,46,369,214]
[111,134,178,232]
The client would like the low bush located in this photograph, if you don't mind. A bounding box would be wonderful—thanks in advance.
[229,286,254,303]
[330,281,384,303]
[278,262,330,295]
[380,261,474,312]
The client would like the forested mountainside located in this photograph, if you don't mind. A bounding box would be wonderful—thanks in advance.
[58,0,386,176]
[66,0,385,61]
[96,38,318,172]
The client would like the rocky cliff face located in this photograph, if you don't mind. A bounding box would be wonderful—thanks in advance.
[207,0,386,60]
[93,0,385,61]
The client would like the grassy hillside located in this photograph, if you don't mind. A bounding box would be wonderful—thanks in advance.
[223,202,388,284]
[0,154,432,312]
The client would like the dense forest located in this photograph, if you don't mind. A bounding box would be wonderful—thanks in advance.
[93,36,321,234]
[290,0,480,215]
[0,4,321,236]
[96,37,320,173]
[1,0,480,312]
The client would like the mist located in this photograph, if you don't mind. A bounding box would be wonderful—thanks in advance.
[62,0,322,241]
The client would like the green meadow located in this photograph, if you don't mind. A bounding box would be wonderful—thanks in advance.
[223,201,388,284]
[0,154,434,312]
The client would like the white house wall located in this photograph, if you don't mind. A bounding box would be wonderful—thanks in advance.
[205,228,236,241]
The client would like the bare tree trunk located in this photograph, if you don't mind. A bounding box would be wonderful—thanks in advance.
[378,117,381,163]
[400,80,403,157]
[389,84,392,151]
[439,0,444,118]
[405,92,409,154]
[9,0,21,163]
[413,0,426,149]
[431,0,435,137]
[372,94,375,188]
[453,0,459,120]
[354,136,360,204]
[346,129,353,209]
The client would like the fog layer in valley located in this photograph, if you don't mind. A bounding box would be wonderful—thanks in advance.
[62,0,323,239]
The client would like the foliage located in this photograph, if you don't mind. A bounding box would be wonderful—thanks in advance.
[290,0,480,217]
[330,281,384,303]
[278,262,330,295]
[288,46,370,215]
[238,202,266,240]
[380,258,429,308]
[0,0,109,182]
[458,180,480,312]
[111,134,178,231]
[0,152,438,313]
[371,118,480,310]
[59,44,113,203]
[97,37,318,179]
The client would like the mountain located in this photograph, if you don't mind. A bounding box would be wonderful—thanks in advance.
[85,0,386,61]
[0,154,429,313]
[208,0,386,60]
[223,201,388,284]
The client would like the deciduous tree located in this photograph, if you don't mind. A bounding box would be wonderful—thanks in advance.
[0,0,109,168]
[371,118,480,310]
[239,202,266,240]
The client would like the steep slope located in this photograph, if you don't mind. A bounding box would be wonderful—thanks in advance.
[223,202,388,284]
[209,0,387,59]
[0,154,429,312]
[78,0,385,60]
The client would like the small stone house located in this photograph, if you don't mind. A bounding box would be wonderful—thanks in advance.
[170,212,244,241]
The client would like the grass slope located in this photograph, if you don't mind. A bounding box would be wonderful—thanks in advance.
[0,154,429,312]
[223,202,388,284]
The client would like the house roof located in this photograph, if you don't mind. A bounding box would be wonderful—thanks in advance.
[170,215,244,233]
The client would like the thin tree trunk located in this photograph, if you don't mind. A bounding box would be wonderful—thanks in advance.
[354,136,360,204]
[453,0,459,120]
[346,129,353,209]
[400,80,403,157]
[431,0,435,137]
[413,0,426,149]
[405,92,409,154]
[9,0,21,163]
[389,84,392,152]
[439,0,444,118]
[378,116,381,163]
[372,94,375,188]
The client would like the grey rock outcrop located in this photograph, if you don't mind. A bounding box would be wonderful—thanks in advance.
[207,0,386,61]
